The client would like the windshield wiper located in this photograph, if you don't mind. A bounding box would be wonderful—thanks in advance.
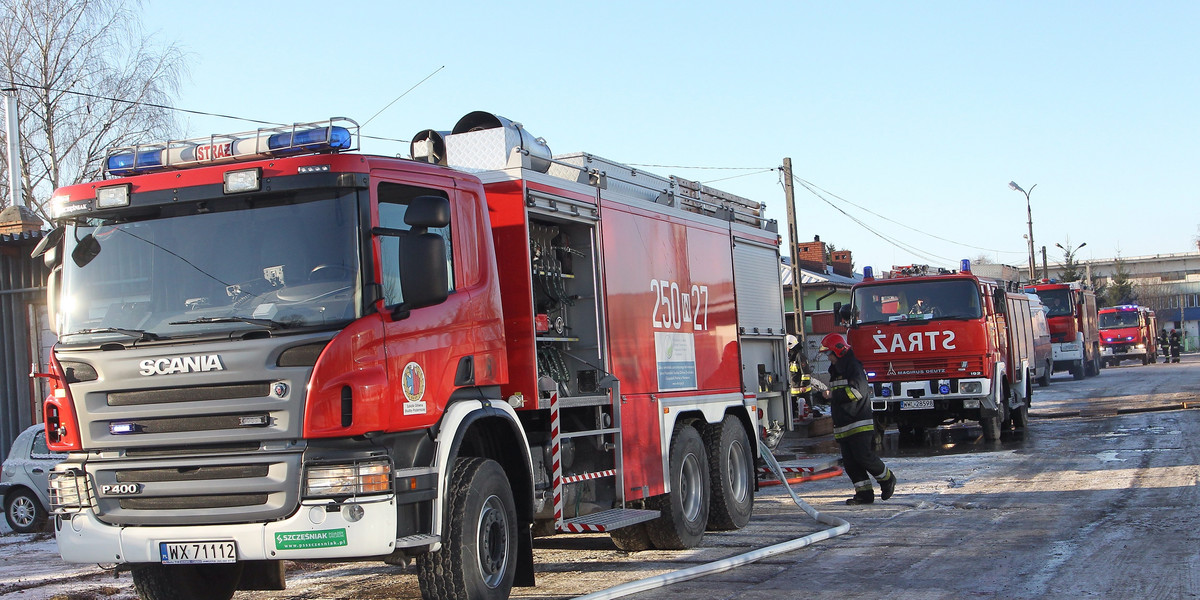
[63,327,163,341]
[169,316,286,330]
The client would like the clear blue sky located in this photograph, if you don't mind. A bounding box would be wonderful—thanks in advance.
[142,1,1199,272]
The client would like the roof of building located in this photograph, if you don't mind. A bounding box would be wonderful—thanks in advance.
[780,259,863,288]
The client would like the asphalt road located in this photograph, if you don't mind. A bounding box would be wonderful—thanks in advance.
[2,355,1197,599]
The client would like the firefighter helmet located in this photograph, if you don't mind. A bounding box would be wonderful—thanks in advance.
[818,333,850,358]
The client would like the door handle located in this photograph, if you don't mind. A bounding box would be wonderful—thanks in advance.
[32,468,44,474]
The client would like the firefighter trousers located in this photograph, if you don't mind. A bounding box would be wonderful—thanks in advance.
[837,430,892,499]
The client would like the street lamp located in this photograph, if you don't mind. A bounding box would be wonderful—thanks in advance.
[1009,181,1037,281]
[1056,242,1087,283]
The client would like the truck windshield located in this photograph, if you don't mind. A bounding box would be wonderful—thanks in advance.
[1034,288,1072,317]
[851,279,981,325]
[58,191,360,344]
[1099,311,1140,329]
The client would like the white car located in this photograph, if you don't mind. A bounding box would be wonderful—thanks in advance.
[1,424,65,533]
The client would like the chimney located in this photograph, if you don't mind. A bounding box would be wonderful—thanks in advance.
[831,250,853,277]
[795,239,827,273]
[0,205,43,236]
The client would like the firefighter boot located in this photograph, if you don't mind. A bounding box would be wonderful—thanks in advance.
[846,482,875,505]
[879,470,897,501]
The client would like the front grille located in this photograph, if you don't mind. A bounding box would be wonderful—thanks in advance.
[110,412,272,435]
[90,453,301,526]
[124,443,262,458]
[108,383,271,406]
[116,464,270,483]
[120,494,269,511]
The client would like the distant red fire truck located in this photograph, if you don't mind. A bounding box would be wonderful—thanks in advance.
[1022,281,1102,380]
[1099,304,1159,366]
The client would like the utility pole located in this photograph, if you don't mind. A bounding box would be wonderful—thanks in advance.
[1041,245,1048,281]
[3,88,19,209]
[782,158,805,348]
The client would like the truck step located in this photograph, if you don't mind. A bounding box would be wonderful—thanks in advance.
[394,534,440,549]
[558,508,660,533]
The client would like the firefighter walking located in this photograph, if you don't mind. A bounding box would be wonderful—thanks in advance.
[819,333,897,505]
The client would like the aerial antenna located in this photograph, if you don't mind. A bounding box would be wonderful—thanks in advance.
[362,65,445,128]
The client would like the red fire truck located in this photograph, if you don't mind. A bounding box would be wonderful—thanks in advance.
[32,113,789,600]
[1099,304,1158,366]
[1022,281,1102,379]
[841,261,1036,442]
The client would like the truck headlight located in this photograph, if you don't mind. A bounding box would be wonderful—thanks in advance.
[305,460,392,497]
[48,469,90,512]
[960,381,983,394]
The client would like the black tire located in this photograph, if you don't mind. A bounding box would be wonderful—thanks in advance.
[5,489,47,534]
[1071,359,1085,380]
[646,424,710,550]
[703,417,753,531]
[609,522,653,552]
[131,563,243,600]
[1011,401,1029,429]
[1037,359,1051,387]
[418,457,517,600]
[981,387,1008,441]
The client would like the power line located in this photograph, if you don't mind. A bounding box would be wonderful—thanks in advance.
[796,177,1024,255]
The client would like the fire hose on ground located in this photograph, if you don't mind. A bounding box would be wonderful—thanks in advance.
[574,440,851,600]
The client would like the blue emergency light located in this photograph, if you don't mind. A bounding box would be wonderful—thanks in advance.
[105,120,358,177]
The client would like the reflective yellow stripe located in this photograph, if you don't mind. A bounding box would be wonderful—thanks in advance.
[834,423,875,439]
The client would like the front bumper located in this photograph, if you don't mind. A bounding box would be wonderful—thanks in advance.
[869,377,991,412]
[1052,342,1084,362]
[55,495,398,564]
[1101,345,1147,358]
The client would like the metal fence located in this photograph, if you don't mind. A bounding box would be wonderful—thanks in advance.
[0,230,49,463]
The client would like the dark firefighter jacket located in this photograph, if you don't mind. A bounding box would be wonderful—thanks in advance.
[827,348,874,440]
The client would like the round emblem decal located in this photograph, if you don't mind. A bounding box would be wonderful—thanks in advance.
[402,362,426,403]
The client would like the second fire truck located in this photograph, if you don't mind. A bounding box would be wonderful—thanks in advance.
[841,261,1036,442]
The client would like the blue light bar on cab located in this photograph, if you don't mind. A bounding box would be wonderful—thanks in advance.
[863,265,874,281]
[960,259,971,273]
[105,118,359,177]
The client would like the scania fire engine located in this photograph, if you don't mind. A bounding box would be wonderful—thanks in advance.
[1023,281,1102,379]
[32,112,791,600]
[841,261,1036,442]
[1099,304,1158,366]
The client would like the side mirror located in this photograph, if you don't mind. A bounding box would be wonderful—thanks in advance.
[396,231,449,314]
[31,227,65,268]
[71,234,101,268]
[46,266,62,334]
[993,288,1008,315]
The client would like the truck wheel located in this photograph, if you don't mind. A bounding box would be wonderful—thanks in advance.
[1037,359,1051,387]
[609,522,653,552]
[131,563,243,600]
[1011,402,1029,429]
[417,457,517,600]
[5,489,47,534]
[646,424,710,550]
[1071,359,1085,380]
[703,416,753,531]
[981,392,1007,441]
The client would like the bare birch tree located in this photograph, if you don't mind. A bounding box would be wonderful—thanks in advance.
[0,0,185,219]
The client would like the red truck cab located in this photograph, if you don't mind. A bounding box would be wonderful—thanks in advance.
[1022,281,1101,380]
[844,261,1035,442]
[1099,304,1158,366]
